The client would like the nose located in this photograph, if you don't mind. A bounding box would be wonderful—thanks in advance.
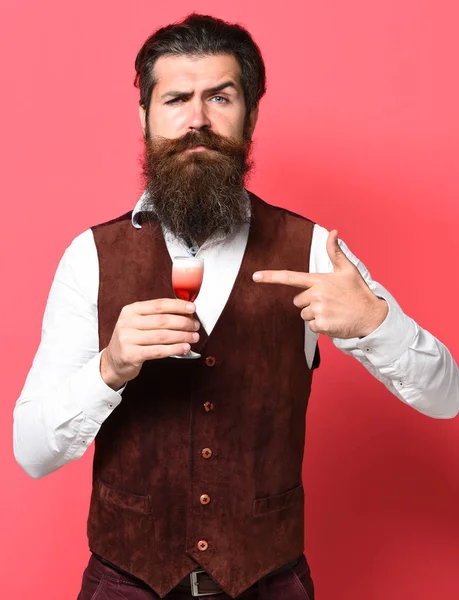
[188,99,211,131]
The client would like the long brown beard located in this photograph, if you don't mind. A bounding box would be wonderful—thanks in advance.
[141,128,253,244]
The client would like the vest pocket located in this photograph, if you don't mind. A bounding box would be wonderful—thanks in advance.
[253,483,304,517]
[96,480,152,515]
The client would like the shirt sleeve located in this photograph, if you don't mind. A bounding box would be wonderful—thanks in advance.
[309,224,459,419]
[13,229,123,479]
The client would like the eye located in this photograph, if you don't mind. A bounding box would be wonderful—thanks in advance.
[166,98,184,105]
[211,95,229,104]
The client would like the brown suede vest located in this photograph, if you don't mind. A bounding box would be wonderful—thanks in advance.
[88,193,316,598]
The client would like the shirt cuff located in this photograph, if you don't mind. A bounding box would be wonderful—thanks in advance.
[356,298,417,367]
[333,298,417,367]
[68,352,124,424]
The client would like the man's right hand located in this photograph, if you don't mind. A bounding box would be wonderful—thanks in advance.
[100,299,200,390]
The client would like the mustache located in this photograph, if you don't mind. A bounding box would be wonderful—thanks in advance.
[148,129,249,156]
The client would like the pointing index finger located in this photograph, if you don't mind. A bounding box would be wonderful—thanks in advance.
[253,270,315,289]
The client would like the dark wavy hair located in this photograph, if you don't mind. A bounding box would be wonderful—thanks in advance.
[134,14,266,123]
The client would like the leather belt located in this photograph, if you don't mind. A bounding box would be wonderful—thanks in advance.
[175,557,302,597]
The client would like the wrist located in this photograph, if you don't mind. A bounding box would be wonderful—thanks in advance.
[359,298,389,338]
[100,349,127,391]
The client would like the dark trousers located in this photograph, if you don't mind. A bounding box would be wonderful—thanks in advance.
[77,554,314,600]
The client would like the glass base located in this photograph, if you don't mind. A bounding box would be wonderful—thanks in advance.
[171,350,201,359]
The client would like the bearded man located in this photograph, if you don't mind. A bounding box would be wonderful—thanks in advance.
[13,13,459,600]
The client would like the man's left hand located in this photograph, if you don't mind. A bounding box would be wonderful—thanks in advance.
[252,230,388,339]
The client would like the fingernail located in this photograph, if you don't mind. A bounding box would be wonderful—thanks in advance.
[192,333,200,342]
[253,272,262,281]
[194,320,200,330]
[183,344,191,352]
[186,303,195,312]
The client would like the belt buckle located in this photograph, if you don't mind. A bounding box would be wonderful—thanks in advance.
[190,569,220,597]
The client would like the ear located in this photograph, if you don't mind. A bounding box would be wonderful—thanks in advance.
[247,106,259,137]
[139,104,147,137]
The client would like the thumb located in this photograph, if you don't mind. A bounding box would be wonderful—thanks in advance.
[326,230,351,271]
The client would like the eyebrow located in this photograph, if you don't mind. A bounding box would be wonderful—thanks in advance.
[160,80,238,101]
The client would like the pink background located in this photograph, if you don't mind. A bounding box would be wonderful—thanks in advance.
[2,1,459,598]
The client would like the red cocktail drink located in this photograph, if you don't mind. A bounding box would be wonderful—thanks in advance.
[172,263,204,302]
[171,257,204,359]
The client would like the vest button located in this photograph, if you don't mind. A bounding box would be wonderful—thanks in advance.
[197,540,209,551]
[204,402,214,412]
[205,356,216,367]
[201,448,212,459]
[200,494,211,505]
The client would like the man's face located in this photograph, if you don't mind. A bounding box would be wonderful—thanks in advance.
[139,53,257,244]
[140,54,256,142]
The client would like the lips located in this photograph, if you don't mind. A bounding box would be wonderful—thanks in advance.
[186,145,208,152]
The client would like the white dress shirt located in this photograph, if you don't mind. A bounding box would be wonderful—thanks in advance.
[13,197,459,479]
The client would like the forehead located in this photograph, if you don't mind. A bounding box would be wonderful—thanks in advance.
[153,54,242,92]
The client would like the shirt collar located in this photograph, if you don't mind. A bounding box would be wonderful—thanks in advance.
[131,190,252,251]
[131,192,148,229]
[131,190,251,230]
